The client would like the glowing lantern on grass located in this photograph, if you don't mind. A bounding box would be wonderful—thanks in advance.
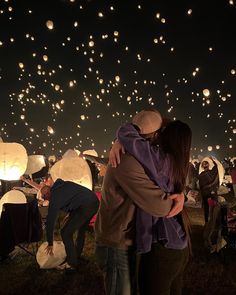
[50,151,92,190]
[24,155,46,175]
[0,143,27,180]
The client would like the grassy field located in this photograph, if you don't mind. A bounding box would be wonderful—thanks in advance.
[0,204,236,295]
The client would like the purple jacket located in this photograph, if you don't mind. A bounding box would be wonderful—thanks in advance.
[117,123,187,252]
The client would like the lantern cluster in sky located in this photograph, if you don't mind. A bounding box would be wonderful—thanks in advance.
[0,0,235,159]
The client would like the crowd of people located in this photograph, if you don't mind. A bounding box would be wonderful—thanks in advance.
[0,108,236,295]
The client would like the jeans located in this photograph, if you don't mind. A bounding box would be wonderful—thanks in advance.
[95,245,136,295]
[61,205,98,267]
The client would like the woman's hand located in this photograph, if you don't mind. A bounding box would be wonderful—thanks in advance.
[109,140,125,168]
[166,192,184,218]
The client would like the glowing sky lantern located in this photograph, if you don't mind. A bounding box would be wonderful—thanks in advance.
[216,145,220,150]
[187,9,192,15]
[207,145,213,151]
[50,151,92,190]
[88,40,94,47]
[47,126,54,134]
[233,128,236,134]
[54,84,60,91]
[46,20,54,30]
[203,89,210,97]
[115,75,120,82]
[24,155,46,175]
[18,62,24,69]
[0,142,28,180]
[231,69,236,75]
[43,55,48,62]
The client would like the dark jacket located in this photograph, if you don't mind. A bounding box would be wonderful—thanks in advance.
[46,179,99,245]
[95,154,173,250]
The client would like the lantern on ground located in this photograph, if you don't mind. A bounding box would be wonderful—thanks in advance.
[36,241,66,269]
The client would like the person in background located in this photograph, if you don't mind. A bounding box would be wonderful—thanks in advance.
[42,178,99,272]
[198,158,219,223]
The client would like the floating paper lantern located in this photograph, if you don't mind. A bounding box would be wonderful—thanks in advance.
[88,40,94,47]
[43,55,48,62]
[46,20,54,30]
[0,143,28,180]
[50,154,92,190]
[207,145,213,151]
[36,241,66,269]
[18,62,24,69]
[115,75,120,82]
[47,126,54,134]
[24,155,46,175]
[203,89,210,97]
[233,128,236,134]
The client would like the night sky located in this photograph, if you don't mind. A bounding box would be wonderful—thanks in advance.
[0,0,236,160]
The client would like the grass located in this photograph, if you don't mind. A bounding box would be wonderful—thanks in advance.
[1,193,236,295]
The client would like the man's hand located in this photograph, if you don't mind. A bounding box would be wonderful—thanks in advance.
[109,140,125,168]
[166,192,184,218]
[45,245,54,256]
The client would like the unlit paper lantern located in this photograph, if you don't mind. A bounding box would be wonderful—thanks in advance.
[0,143,28,180]
[36,241,66,269]
[50,156,92,190]
[24,155,46,175]
[83,149,98,157]
[0,190,27,216]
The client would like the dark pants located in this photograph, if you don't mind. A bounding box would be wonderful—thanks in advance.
[138,242,189,295]
[61,205,97,267]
